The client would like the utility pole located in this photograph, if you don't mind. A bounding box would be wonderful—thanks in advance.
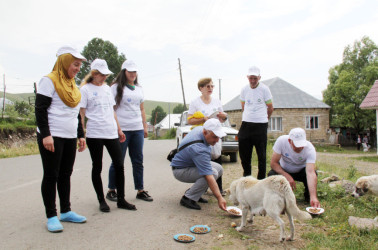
[178,58,186,107]
[218,79,222,100]
[168,102,171,129]
[2,74,5,119]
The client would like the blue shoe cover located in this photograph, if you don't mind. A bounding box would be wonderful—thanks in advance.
[47,216,63,232]
[60,211,87,223]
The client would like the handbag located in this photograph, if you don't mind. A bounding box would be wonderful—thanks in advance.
[167,140,203,162]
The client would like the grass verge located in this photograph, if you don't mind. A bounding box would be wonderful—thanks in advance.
[0,141,39,159]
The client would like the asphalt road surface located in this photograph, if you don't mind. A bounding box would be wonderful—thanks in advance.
[0,139,229,249]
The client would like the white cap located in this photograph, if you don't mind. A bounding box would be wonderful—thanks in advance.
[247,66,260,76]
[289,128,307,147]
[122,60,138,71]
[203,118,227,138]
[56,46,86,61]
[90,59,113,75]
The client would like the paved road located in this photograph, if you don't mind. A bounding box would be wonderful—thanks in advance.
[0,139,226,249]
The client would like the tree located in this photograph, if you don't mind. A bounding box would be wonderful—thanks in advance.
[76,38,126,85]
[14,101,33,117]
[323,36,378,134]
[172,104,187,114]
[150,106,166,125]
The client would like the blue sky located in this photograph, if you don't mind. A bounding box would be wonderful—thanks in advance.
[1,0,377,105]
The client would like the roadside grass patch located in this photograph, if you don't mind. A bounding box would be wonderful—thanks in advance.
[0,141,39,158]
[299,179,378,249]
[352,156,378,163]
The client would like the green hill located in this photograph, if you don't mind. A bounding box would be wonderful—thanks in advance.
[0,92,35,103]
[1,92,185,120]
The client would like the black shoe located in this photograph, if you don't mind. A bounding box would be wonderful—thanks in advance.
[106,190,117,202]
[220,190,227,197]
[180,196,201,210]
[117,199,137,211]
[99,200,110,212]
[136,191,153,202]
[198,197,208,203]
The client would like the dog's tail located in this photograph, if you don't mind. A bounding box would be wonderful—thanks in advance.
[282,180,312,221]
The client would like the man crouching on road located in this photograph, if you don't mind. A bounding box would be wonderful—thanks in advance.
[268,127,321,208]
[171,119,227,211]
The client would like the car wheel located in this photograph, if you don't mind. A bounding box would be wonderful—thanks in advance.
[230,152,237,162]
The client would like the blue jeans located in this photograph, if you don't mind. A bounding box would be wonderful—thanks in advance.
[108,130,144,190]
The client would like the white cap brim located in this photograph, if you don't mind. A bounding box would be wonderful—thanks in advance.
[213,129,227,138]
[56,46,86,61]
[98,68,113,75]
[292,140,307,148]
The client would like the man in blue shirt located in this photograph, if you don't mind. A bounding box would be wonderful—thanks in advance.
[171,119,227,210]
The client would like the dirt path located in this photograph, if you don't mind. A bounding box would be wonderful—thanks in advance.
[317,152,378,175]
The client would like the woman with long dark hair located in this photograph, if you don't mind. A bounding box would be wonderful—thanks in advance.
[106,60,152,203]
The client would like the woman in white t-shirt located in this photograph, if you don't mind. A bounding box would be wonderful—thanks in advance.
[187,77,228,196]
[79,59,136,213]
[105,60,153,202]
[35,46,87,233]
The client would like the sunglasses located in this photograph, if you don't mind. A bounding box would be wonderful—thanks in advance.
[205,84,215,89]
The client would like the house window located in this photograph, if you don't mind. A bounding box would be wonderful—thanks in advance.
[268,117,282,131]
[306,116,319,129]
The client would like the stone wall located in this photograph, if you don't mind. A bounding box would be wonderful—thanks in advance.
[227,108,330,142]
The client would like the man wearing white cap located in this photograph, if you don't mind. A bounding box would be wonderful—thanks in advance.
[238,66,273,179]
[268,128,320,208]
[170,119,227,211]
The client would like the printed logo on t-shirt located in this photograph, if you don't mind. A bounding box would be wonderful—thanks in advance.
[257,98,261,102]
[93,92,98,96]
[127,98,132,102]
[285,153,289,157]
[298,157,303,161]
[247,99,251,104]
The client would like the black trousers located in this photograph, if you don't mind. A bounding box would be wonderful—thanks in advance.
[37,133,77,218]
[86,138,125,202]
[238,122,268,179]
[212,156,223,192]
[268,168,313,200]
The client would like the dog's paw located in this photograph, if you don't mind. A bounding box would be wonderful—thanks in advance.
[286,236,294,241]
[280,237,286,243]
[236,226,244,232]
[247,217,253,223]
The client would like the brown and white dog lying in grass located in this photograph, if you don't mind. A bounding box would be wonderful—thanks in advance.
[228,175,311,242]
[352,175,378,197]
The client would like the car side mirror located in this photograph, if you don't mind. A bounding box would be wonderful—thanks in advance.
[231,124,236,127]
[174,123,180,126]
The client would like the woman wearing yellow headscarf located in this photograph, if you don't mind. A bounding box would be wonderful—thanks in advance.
[35,46,87,233]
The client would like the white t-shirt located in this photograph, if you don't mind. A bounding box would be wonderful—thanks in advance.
[111,83,144,131]
[80,83,118,139]
[240,83,272,123]
[272,135,316,173]
[188,96,223,117]
[36,77,80,138]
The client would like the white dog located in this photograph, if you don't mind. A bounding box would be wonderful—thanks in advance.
[352,175,378,197]
[228,175,312,242]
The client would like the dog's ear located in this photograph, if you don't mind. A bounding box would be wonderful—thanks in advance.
[362,182,370,193]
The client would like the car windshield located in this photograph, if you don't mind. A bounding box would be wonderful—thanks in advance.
[181,112,231,127]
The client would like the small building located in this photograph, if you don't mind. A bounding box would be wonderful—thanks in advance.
[223,77,330,142]
[154,114,181,137]
[360,79,378,155]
